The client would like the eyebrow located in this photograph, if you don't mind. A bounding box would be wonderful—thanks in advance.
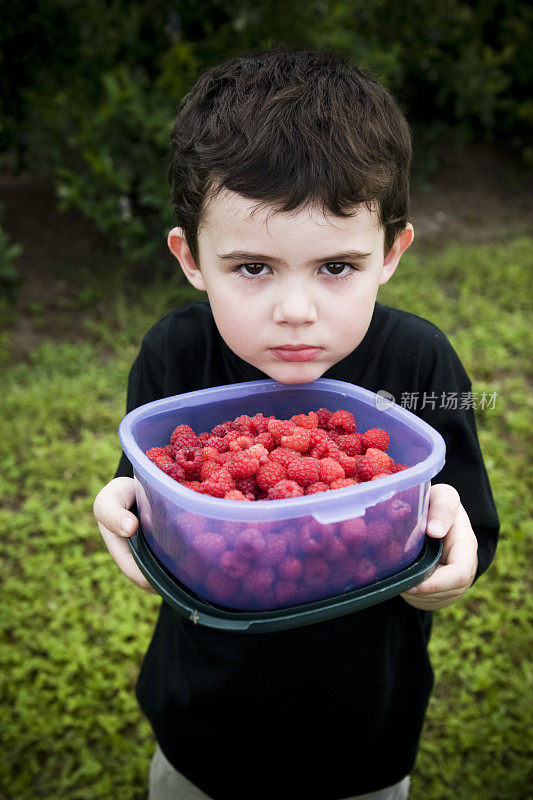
[216,249,373,264]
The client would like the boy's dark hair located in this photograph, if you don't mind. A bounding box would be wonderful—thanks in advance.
[169,48,412,261]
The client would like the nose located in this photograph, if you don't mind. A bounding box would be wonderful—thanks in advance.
[272,280,318,326]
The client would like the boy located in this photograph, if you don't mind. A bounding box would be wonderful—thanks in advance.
[94,49,499,800]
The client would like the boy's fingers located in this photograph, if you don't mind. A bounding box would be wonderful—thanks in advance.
[426,483,461,537]
[93,477,138,537]
[99,523,156,593]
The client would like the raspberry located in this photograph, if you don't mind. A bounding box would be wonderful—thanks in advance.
[162,444,175,457]
[198,432,210,445]
[322,534,349,562]
[278,555,303,582]
[154,454,176,476]
[219,549,250,579]
[176,510,209,537]
[337,451,358,477]
[302,556,330,586]
[228,435,254,452]
[200,459,223,481]
[370,472,391,480]
[251,413,270,433]
[233,414,257,434]
[366,519,393,547]
[338,433,364,456]
[204,568,238,603]
[385,498,411,522]
[246,443,270,463]
[243,566,275,594]
[169,462,186,482]
[338,517,367,549]
[170,424,199,451]
[267,418,295,442]
[330,478,358,490]
[353,558,377,586]
[329,556,358,589]
[174,446,203,475]
[234,476,258,499]
[227,451,260,479]
[235,528,266,561]
[308,428,328,448]
[286,456,321,487]
[211,422,232,437]
[255,432,276,451]
[361,428,390,451]
[305,482,330,494]
[316,408,333,428]
[202,467,235,498]
[258,533,288,566]
[319,457,345,484]
[355,448,394,481]
[146,446,166,462]
[274,580,299,606]
[205,435,229,453]
[290,411,319,429]
[389,463,409,473]
[202,446,222,462]
[269,447,302,468]
[298,521,333,555]
[181,480,205,493]
[224,490,250,501]
[191,532,227,564]
[328,409,357,434]
[267,480,305,500]
[281,427,311,453]
[310,439,340,460]
[256,461,286,491]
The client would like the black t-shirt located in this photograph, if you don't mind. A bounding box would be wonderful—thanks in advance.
[115,301,499,800]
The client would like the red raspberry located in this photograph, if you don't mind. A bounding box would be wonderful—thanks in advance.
[224,490,250,501]
[204,568,238,603]
[337,451,358,477]
[328,409,357,435]
[243,566,275,594]
[246,443,270,464]
[233,414,257,434]
[302,556,330,586]
[198,432,210,445]
[181,480,205,493]
[154,454,176,476]
[202,446,222,462]
[319,457,345,484]
[269,447,302,468]
[235,528,266,560]
[281,426,311,453]
[219,549,250,579]
[162,444,175,457]
[255,432,276,451]
[267,418,295,442]
[310,439,340,460]
[174,446,203,475]
[228,435,254,452]
[286,456,321,487]
[278,555,303,582]
[338,433,364,456]
[305,482,330,494]
[258,533,288,566]
[366,519,393,547]
[389,463,409,473]
[330,478,358,490]
[290,411,319,429]
[308,428,328,448]
[200,460,223,482]
[251,413,269,433]
[298,521,334,554]
[361,428,390,451]
[256,461,287,492]
[169,462,186,482]
[316,408,333,428]
[355,448,394,481]
[191,532,227,564]
[267,480,305,500]
[205,435,229,453]
[385,498,411,522]
[227,451,260,479]
[146,446,166,463]
[234,476,258,499]
[370,472,391,480]
[274,580,299,606]
[170,424,199,451]
[202,467,235,498]
[353,558,377,586]
[323,534,349,562]
[338,517,367,549]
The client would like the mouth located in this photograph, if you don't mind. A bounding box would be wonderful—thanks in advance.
[271,345,323,362]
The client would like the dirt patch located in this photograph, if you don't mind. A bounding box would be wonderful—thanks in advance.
[1,142,532,361]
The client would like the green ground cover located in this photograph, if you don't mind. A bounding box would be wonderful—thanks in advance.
[1,236,532,799]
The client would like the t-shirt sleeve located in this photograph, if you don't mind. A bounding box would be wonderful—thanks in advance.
[412,325,499,580]
[114,334,166,480]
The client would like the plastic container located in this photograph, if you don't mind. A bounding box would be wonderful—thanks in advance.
[119,378,446,614]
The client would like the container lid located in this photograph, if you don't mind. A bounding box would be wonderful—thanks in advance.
[129,529,443,633]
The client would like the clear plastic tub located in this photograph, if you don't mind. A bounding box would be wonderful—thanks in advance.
[119,379,445,612]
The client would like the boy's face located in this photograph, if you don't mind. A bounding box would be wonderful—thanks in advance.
[169,190,413,384]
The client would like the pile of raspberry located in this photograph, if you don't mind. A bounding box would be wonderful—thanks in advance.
[145,407,408,501]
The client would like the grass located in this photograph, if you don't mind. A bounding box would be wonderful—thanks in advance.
[1,236,532,799]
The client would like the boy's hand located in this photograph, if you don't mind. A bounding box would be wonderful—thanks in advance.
[401,484,478,610]
[93,477,156,593]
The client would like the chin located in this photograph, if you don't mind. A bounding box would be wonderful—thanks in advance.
[264,363,329,385]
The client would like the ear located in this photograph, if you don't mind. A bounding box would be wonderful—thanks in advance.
[167,227,206,292]
[378,223,414,286]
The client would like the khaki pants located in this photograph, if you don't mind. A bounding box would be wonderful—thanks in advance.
[148,743,411,800]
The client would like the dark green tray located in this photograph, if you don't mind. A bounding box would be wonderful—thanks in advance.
[129,529,442,633]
